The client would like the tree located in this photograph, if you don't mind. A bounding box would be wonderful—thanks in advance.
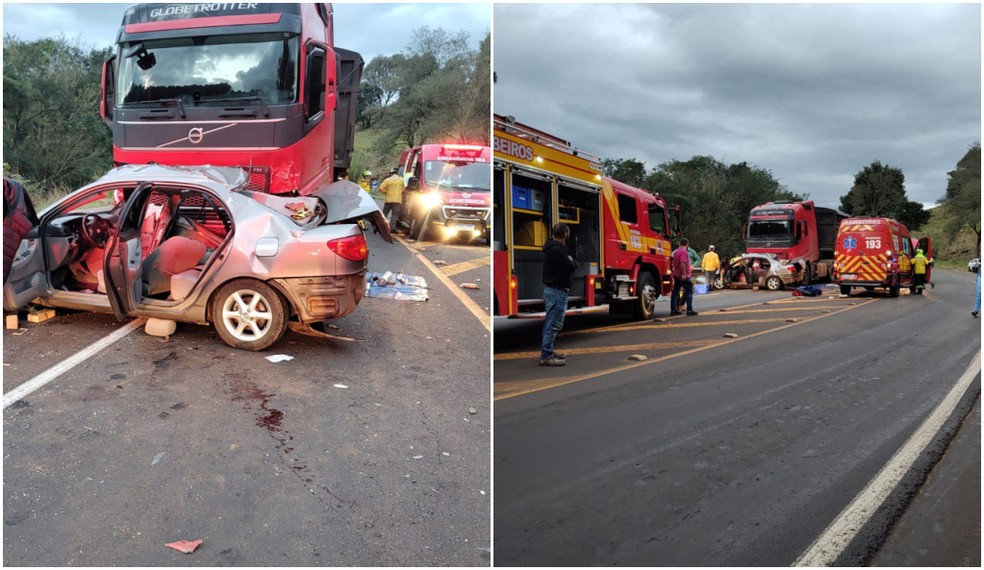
[3,35,112,193]
[839,160,929,230]
[939,142,981,254]
[602,158,647,188]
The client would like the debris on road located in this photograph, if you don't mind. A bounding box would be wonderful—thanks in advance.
[468,407,478,415]
[145,318,176,338]
[26,308,55,323]
[365,271,429,302]
[628,354,648,361]
[287,322,356,342]
[460,283,479,290]
[11,328,28,336]
[433,260,448,266]
[6,314,19,329]
[151,452,166,466]
[724,333,739,338]
[164,539,203,554]
[333,384,348,389]
[785,318,800,323]
[653,318,671,324]
[265,354,294,363]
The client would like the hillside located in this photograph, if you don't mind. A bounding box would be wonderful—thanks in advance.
[921,204,980,269]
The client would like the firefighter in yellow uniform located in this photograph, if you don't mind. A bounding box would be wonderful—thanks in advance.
[911,248,931,294]
[701,245,721,289]
[358,171,372,194]
[378,168,405,232]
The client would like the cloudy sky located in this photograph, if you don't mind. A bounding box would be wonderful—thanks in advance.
[493,3,980,209]
[2,2,490,68]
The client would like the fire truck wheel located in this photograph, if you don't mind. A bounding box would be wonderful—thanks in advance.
[634,271,657,320]
[211,279,288,351]
[765,275,784,291]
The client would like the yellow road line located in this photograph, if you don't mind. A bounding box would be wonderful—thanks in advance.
[494,298,878,400]
[441,255,491,277]
[495,340,716,361]
[393,235,490,333]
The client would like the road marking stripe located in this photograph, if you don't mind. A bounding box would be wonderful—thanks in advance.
[441,255,491,277]
[792,349,981,567]
[495,339,716,361]
[394,235,490,333]
[3,318,146,410]
[494,298,877,400]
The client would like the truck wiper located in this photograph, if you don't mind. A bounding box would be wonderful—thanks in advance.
[202,96,269,118]
[135,97,185,118]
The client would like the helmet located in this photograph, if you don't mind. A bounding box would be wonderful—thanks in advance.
[709,245,715,250]
[363,171,372,177]
[916,249,923,256]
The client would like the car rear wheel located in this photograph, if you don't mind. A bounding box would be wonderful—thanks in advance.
[765,275,784,291]
[211,279,288,351]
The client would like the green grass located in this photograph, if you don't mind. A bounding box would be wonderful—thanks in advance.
[919,205,980,266]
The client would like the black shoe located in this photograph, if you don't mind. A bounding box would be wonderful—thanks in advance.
[686,310,699,316]
[973,311,979,318]
[670,311,683,316]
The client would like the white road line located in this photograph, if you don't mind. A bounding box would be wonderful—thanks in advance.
[3,318,146,410]
[793,349,982,566]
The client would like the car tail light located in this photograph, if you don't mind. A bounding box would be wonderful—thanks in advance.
[328,235,368,262]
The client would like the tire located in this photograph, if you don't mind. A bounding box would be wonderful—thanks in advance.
[802,263,813,285]
[633,271,657,320]
[211,279,288,351]
[713,276,725,290]
[765,275,784,291]
[840,285,851,296]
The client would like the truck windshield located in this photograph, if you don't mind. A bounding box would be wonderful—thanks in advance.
[747,220,792,238]
[117,34,299,107]
[423,161,491,192]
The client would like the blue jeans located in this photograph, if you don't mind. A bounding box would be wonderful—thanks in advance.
[541,286,569,360]
[671,277,693,313]
[975,271,981,313]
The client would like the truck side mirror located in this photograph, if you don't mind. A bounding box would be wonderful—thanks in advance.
[101,56,116,122]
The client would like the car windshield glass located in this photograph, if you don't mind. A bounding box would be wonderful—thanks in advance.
[117,34,299,107]
[422,161,490,192]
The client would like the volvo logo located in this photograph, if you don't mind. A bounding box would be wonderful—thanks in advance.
[188,127,204,144]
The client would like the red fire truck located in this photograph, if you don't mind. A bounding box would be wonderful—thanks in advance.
[744,200,847,284]
[493,115,680,320]
[100,3,362,195]
[396,144,491,242]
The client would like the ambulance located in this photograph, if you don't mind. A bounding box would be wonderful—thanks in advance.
[396,144,491,242]
[833,217,932,297]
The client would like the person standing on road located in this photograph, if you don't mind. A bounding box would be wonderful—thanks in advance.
[911,248,931,294]
[358,171,373,194]
[540,223,577,367]
[973,263,980,318]
[379,168,405,233]
[671,237,698,316]
[701,245,721,289]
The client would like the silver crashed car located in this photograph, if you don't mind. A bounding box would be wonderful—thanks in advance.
[717,253,806,291]
[3,164,392,350]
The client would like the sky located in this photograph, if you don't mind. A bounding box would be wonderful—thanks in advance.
[493,3,981,209]
[1,2,491,68]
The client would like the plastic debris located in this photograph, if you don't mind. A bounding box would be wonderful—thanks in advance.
[460,283,480,290]
[365,272,429,301]
[333,384,348,389]
[151,452,166,466]
[724,333,739,338]
[165,539,203,554]
[628,354,648,361]
[265,354,294,363]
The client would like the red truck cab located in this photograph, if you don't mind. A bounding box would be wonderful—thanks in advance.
[745,200,846,283]
[397,144,491,242]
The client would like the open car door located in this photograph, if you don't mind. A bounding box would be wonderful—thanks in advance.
[915,235,933,284]
[2,179,44,311]
[103,184,152,320]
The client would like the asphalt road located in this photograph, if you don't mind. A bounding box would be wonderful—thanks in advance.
[3,228,491,566]
[493,269,980,566]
